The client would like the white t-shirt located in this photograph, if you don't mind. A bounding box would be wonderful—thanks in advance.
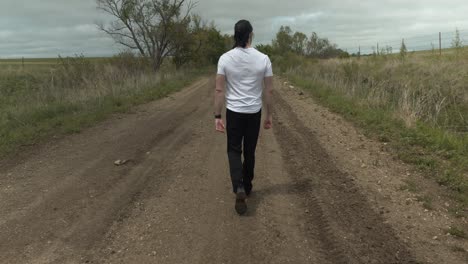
[217,47,273,114]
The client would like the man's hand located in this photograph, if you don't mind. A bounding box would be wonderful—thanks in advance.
[264,115,272,130]
[215,119,225,133]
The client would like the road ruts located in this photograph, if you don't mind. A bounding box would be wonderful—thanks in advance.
[0,76,427,264]
[273,91,421,264]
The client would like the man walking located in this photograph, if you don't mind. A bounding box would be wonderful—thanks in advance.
[214,20,274,215]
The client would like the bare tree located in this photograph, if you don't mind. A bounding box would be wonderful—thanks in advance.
[97,0,196,72]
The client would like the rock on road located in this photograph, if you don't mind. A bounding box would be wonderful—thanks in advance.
[1,77,466,264]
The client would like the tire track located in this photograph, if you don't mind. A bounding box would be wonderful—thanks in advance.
[273,91,421,264]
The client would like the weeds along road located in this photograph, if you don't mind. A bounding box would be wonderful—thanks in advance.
[0,77,466,264]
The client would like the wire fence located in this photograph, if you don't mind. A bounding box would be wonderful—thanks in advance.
[341,29,468,55]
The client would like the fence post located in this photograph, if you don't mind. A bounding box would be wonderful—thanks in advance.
[22,57,24,69]
[439,32,442,56]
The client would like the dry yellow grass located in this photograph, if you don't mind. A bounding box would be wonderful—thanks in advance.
[0,56,205,156]
[290,53,468,132]
[278,50,468,205]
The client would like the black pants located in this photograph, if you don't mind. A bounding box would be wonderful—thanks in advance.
[226,108,261,193]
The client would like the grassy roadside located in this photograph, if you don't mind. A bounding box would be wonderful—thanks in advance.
[280,55,467,214]
[0,57,209,158]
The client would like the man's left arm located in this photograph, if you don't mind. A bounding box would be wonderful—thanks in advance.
[214,74,226,133]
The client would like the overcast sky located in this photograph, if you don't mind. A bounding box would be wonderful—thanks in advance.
[1,0,468,58]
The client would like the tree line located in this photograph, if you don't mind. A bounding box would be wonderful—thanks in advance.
[257,26,349,59]
[97,0,348,73]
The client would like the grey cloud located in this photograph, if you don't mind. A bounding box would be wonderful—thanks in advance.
[1,0,467,58]
[195,0,468,53]
[0,0,115,58]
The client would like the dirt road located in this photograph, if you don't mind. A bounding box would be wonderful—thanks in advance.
[1,77,466,264]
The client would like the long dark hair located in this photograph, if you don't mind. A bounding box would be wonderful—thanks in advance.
[233,20,253,48]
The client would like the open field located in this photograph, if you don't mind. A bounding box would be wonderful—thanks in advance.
[0,58,59,65]
[278,49,468,215]
[0,56,207,157]
[359,46,467,58]
[0,57,108,64]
